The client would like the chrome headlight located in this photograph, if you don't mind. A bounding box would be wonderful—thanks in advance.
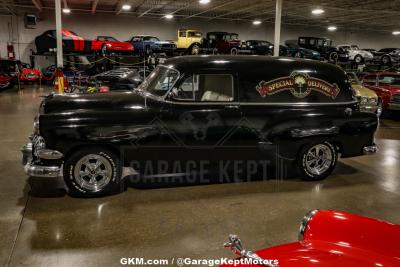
[369,97,377,104]
[360,96,368,104]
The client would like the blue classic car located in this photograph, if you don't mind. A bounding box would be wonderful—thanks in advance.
[128,35,176,56]
[285,41,321,60]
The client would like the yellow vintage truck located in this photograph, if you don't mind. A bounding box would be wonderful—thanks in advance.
[175,29,203,55]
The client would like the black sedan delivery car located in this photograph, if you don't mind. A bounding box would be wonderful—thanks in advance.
[22,56,378,197]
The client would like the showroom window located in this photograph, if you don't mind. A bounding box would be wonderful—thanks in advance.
[175,74,234,102]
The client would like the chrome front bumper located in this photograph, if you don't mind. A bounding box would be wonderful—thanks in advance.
[21,142,62,178]
[363,144,378,155]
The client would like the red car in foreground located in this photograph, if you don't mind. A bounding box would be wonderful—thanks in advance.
[362,72,400,113]
[221,210,400,267]
[91,36,134,55]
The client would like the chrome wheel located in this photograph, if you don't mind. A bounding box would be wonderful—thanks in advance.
[305,144,333,176]
[74,154,112,192]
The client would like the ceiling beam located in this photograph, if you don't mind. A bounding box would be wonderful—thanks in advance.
[92,0,99,14]
[184,0,241,19]
[0,0,15,15]
[32,0,43,12]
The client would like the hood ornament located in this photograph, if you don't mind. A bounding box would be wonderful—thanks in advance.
[224,234,278,267]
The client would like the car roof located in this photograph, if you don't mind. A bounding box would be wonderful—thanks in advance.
[164,55,342,75]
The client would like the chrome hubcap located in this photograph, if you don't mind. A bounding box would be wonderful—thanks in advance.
[305,144,333,176]
[74,154,112,192]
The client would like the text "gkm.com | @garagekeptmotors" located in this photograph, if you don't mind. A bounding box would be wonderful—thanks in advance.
[120,257,279,266]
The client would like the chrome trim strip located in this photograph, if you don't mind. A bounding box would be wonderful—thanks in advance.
[37,149,64,160]
[165,100,358,107]
[363,144,378,155]
[298,209,319,241]
[24,163,61,178]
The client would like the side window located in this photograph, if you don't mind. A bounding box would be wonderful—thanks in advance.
[199,74,234,102]
[179,31,187,37]
[299,38,305,45]
[175,74,234,102]
[175,76,199,101]
[363,75,377,85]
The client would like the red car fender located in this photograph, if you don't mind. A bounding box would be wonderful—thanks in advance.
[220,210,400,267]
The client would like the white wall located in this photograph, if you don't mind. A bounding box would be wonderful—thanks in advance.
[1,11,400,64]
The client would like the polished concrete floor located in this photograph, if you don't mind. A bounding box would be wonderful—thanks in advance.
[1,85,400,266]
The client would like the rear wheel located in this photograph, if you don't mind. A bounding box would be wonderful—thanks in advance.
[354,54,363,64]
[230,47,238,55]
[191,44,200,55]
[328,52,338,63]
[297,142,337,181]
[382,55,391,65]
[63,148,124,197]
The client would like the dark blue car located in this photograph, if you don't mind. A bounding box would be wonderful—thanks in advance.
[128,35,176,56]
[286,44,320,60]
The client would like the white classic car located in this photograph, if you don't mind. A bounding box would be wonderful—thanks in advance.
[336,44,373,64]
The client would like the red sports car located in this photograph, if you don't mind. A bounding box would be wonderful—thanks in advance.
[35,29,93,54]
[19,63,41,82]
[362,72,400,113]
[221,210,400,267]
[91,36,134,55]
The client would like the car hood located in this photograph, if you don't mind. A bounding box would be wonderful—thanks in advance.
[352,84,377,97]
[41,91,161,114]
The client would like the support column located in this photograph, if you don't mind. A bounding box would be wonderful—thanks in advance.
[55,0,63,67]
[273,0,282,57]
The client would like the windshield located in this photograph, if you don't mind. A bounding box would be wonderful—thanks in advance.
[379,75,400,86]
[138,66,180,97]
[340,46,351,51]
[350,45,359,50]
[347,73,360,85]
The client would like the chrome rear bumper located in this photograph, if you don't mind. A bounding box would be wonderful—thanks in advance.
[21,142,62,178]
[363,144,378,155]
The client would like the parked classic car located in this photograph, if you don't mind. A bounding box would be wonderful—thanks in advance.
[347,72,380,115]
[221,210,400,267]
[129,35,176,56]
[240,40,288,56]
[21,56,378,196]
[92,36,134,55]
[174,29,203,55]
[0,59,40,84]
[362,72,400,113]
[202,32,242,55]
[284,42,320,60]
[298,37,348,62]
[337,44,374,64]
[19,63,41,83]
[35,29,92,54]
[371,48,400,65]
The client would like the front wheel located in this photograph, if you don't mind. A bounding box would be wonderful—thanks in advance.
[230,47,238,55]
[354,55,363,64]
[63,148,124,197]
[296,142,337,181]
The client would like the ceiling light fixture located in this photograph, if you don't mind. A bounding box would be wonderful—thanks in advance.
[327,26,337,31]
[199,0,211,4]
[165,14,174,19]
[311,8,325,15]
[393,31,400,35]
[62,8,71,14]
[122,4,132,10]
[253,20,262,25]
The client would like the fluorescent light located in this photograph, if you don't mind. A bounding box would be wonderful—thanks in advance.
[393,31,400,35]
[62,8,71,14]
[165,14,174,19]
[199,0,210,4]
[311,8,324,15]
[253,20,262,25]
[122,4,131,10]
[327,26,337,31]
